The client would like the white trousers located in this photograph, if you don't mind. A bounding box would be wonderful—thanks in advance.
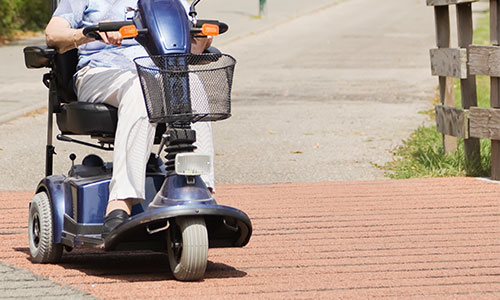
[75,67,215,203]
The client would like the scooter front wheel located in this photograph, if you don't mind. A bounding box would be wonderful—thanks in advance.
[166,217,208,281]
[28,191,62,263]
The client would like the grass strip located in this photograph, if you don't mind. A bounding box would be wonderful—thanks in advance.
[383,13,491,179]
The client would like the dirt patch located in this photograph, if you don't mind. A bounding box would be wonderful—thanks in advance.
[0,31,44,46]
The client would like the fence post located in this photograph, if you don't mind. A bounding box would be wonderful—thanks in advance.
[457,3,482,171]
[490,0,500,179]
[434,5,458,153]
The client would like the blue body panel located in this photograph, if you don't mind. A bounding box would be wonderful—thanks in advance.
[149,174,213,209]
[37,175,66,243]
[37,172,165,243]
[104,201,252,250]
[74,178,110,223]
[136,0,191,55]
[40,171,252,249]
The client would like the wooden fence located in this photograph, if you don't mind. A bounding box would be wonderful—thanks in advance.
[428,0,500,179]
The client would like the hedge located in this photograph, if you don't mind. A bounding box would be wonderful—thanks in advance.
[0,0,51,38]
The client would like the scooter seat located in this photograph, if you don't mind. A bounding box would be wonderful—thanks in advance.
[56,102,117,136]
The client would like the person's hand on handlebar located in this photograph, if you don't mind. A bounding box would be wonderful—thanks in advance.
[97,30,123,47]
[95,20,123,47]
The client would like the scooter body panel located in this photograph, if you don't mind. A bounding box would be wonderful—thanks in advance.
[104,203,252,250]
[36,175,67,243]
[149,174,212,207]
[41,167,252,251]
[136,0,191,55]
[38,166,166,244]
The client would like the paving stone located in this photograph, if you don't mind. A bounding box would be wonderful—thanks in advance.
[0,261,96,300]
[1,178,499,299]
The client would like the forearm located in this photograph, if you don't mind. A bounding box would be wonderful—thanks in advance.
[45,17,92,53]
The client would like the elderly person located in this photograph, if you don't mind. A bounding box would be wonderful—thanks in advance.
[45,0,214,236]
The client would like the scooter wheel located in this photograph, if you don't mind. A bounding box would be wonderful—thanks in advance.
[28,191,62,263]
[167,217,208,281]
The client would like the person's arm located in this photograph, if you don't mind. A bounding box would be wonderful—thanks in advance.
[45,16,123,54]
[45,17,89,53]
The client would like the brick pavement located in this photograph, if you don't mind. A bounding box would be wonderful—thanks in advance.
[1,177,499,299]
[0,261,95,299]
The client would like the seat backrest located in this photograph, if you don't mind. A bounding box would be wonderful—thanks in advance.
[44,0,77,103]
[54,49,78,103]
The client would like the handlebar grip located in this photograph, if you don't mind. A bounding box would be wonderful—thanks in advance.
[83,25,100,39]
[218,22,228,34]
[98,21,134,32]
[83,21,135,40]
[194,20,229,35]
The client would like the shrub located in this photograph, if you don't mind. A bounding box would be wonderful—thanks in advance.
[17,0,51,31]
[0,0,20,37]
[0,0,50,38]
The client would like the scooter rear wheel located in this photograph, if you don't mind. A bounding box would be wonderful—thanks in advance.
[28,191,63,263]
[167,217,208,281]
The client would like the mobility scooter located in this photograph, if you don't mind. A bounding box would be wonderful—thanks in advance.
[23,0,252,281]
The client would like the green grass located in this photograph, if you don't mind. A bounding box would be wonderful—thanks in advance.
[383,126,490,179]
[454,75,490,108]
[454,13,491,109]
[474,12,490,45]
[383,12,492,179]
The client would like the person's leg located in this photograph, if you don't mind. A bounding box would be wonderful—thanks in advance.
[75,67,156,217]
[107,75,157,211]
[189,73,215,192]
[192,122,215,192]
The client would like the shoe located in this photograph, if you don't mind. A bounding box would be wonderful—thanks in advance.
[102,209,129,239]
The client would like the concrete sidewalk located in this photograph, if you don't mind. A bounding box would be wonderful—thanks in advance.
[1,177,499,298]
[0,0,440,190]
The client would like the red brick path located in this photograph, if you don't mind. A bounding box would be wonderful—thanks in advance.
[1,177,500,299]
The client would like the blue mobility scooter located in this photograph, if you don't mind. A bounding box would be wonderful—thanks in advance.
[23,0,252,281]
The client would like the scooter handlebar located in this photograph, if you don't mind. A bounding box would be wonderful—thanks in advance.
[83,19,228,41]
[82,25,101,40]
[98,21,134,32]
[83,21,135,40]
[192,20,228,35]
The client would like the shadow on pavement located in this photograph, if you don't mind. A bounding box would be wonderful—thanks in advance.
[14,247,246,281]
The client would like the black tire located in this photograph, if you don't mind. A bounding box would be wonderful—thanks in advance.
[28,192,63,263]
[167,217,208,281]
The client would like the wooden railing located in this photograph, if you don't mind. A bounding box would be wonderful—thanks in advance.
[428,0,500,179]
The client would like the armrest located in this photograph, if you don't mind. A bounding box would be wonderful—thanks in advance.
[23,46,57,69]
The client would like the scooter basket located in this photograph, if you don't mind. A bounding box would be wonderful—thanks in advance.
[134,54,235,123]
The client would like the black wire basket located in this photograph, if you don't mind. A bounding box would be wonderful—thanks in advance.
[134,53,236,124]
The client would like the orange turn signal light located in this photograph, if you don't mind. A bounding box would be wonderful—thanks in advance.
[201,23,219,36]
[119,25,138,38]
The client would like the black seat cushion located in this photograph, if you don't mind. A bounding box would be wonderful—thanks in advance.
[56,102,117,136]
